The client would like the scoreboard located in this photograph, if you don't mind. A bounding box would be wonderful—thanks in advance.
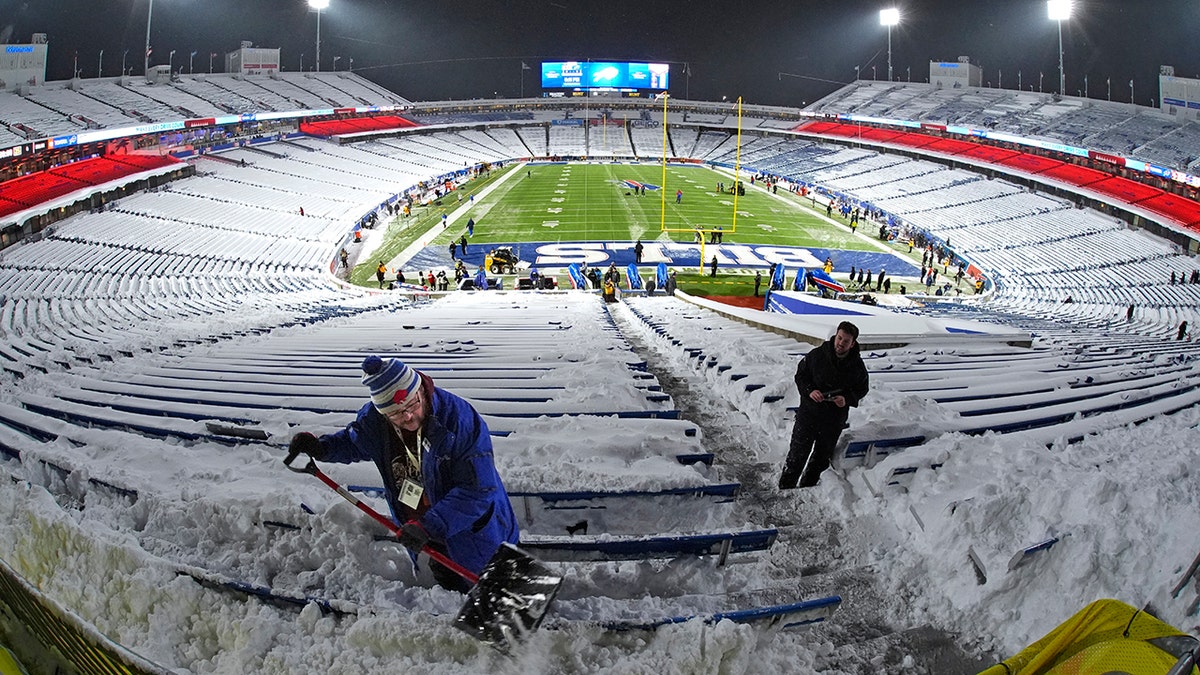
[541,61,669,96]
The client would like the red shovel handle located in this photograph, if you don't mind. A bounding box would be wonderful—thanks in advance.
[284,449,479,585]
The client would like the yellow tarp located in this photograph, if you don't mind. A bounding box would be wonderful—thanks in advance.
[0,645,28,675]
[980,599,1198,675]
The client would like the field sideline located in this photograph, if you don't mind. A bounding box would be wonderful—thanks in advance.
[429,163,871,249]
[353,162,919,291]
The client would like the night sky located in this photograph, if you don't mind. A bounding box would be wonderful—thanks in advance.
[2,0,1197,108]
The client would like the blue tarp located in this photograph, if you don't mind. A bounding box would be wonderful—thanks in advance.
[625,264,643,290]
[770,263,786,291]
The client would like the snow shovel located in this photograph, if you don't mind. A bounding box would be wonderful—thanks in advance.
[284,449,562,653]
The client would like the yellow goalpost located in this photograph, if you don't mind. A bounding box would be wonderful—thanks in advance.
[658,94,743,271]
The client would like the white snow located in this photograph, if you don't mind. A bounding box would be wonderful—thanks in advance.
[2,278,1199,674]
[1,140,1199,673]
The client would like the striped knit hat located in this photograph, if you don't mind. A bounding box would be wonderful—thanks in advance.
[361,355,420,415]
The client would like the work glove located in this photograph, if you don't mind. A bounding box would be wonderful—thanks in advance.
[398,520,430,552]
[288,432,325,460]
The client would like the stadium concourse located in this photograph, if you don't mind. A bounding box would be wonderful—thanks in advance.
[2,72,1200,673]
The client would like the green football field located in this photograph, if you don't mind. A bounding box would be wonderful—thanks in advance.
[429,163,869,249]
[352,162,893,288]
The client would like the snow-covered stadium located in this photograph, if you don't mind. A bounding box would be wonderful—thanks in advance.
[3,26,1200,675]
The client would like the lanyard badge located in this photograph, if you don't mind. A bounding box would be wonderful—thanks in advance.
[399,479,424,509]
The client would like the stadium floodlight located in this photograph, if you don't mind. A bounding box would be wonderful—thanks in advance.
[1048,0,1072,95]
[880,8,900,83]
[1047,0,1071,21]
[308,0,331,72]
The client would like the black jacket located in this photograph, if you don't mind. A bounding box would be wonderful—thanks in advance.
[794,338,870,424]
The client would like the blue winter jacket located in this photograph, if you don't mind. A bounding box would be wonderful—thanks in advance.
[317,377,519,575]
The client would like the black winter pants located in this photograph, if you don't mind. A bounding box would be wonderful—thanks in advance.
[780,415,844,489]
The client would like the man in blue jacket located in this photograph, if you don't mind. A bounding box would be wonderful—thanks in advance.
[779,321,870,489]
[289,355,519,592]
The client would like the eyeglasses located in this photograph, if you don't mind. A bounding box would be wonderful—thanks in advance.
[386,388,422,419]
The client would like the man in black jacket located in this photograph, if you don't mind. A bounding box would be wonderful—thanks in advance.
[779,321,870,489]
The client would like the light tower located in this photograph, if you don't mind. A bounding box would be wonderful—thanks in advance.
[1048,0,1072,95]
[880,8,900,83]
[144,0,155,75]
[308,0,330,72]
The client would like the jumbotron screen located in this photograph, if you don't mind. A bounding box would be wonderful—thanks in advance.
[541,61,669,93]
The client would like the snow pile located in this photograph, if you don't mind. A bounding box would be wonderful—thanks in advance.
[2,282,1200,673]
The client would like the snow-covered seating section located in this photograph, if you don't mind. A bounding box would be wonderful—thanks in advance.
[201,144,399,200]
[517,126,548,156]
[690,131,738,161]
[399,133,498,166]
[847,85,931,119]
[300,72,410,106]
[452,129,526,160]
[752,142,842,177]
[622,295,1200,468]
[813,80,1200,173]
[171,77,262,114]
[82,81,186,122]
[548,125,587,156]
[275,73,363,107]
[804,153,909,185]
[2,264,843,671]
[5,102,1200,670]
[0,124,24,148]
[481,128,534,158]
[717,130,1200,337]
[0,90,84,139]
[670,129,701,157]
[0,294,690,465]
[0,72,408,153]
[358,136,469,175]
[0,231,354,377]
[1082,114,1181,156]
[0,138,472,380]
[195,75,298,112]
[111,190,345,244]
[119,78,228,118]
[853,165,967,201]
[779,146,875,180]
[820,160,947,194]
[243,75,328,110]
[588,124,635,157]
[809,81,890,115]
[1035,104,1132,147]
[707,136,790,166]
[406,110,536,125]
[628,127,669,159]
[903,188,1070,233]
[1131,122,1200,171]
[22,85,142,129]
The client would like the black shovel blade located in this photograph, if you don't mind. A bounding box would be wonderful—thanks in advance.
[453,543,563,654]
